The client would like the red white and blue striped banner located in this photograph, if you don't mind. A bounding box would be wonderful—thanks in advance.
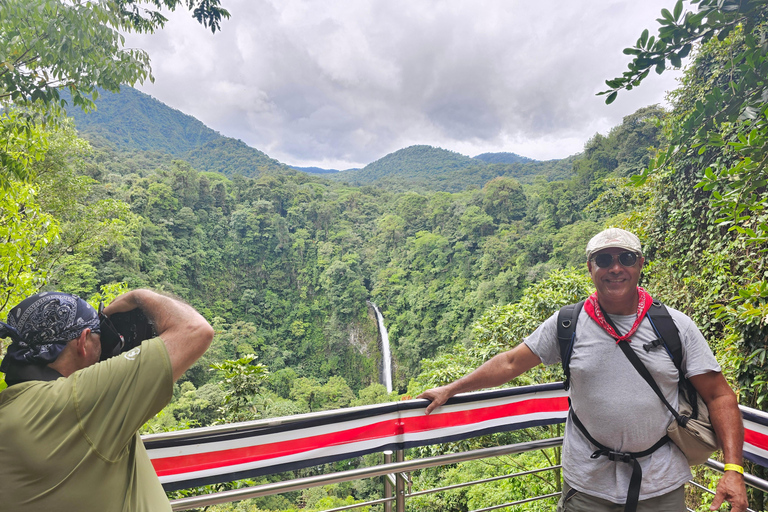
[144,383,568,490]
[142,382,768,491]
[742,406,768,469]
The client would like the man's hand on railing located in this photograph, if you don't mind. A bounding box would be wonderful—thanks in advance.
[417,346,542,416]
[710,470,748,512]
[417,386,456,415]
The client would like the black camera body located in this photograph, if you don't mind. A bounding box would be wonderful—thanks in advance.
[99,309,156,361]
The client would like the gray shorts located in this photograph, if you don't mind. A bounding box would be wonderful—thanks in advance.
[556,481,686,512]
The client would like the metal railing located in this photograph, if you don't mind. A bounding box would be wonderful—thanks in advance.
[170,436,768,512]
[170,437,563,511]
[154,388,768,512]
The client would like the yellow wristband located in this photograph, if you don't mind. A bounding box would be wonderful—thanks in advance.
[723,464,744,474]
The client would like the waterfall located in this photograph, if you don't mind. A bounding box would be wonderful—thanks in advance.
[371,303,393,393]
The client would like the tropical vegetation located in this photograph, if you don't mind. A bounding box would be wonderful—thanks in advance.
[2,0,768,510]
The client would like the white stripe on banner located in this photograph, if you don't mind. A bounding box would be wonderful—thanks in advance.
[742,406,768,467]
[146,384,569,489]
[157,408,568,485]
[150,388,566,460]
[143,384,768,491]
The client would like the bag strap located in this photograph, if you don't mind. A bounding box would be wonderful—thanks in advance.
[602,313,688,427]
[616,339,685,425]
[561,301,675,512]
[557,300,584,390]
[645,302,701,420]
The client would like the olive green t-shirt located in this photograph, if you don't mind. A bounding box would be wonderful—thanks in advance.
[0,337,173,511]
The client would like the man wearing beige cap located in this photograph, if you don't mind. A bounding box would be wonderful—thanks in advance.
[419,228,746,512]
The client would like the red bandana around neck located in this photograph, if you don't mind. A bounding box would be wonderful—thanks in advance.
[583,287,653,343]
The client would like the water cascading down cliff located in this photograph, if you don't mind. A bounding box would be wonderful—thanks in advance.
[371,303,393,393]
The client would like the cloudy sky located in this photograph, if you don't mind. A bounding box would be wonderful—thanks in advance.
[126,0,684,169]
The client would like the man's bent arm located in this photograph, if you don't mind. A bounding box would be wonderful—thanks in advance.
[689,371,747,512]
[102,289,214,381]
[417,343,542,415]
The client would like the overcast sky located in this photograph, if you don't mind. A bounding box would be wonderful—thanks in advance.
[126,0,684,170]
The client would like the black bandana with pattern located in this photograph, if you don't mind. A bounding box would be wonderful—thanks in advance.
[0,292,100,369]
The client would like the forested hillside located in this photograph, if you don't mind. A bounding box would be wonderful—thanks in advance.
[1,101,667,404]
[64,87,291,177]
[473,151,535,164]
[66,88,570,189]
[332,145,576,192]
[63,86,222,155]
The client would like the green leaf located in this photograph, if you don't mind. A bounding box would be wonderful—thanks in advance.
[605,91,618,104]
[687,10,707,27]
[718,25,733,41]
[673,0,683,20]
[640,29,649,47]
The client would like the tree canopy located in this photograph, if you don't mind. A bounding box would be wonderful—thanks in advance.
[0,0,229,185]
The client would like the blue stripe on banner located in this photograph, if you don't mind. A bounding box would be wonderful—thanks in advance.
[161,417,566,491]
[742,408,768,425]
[744,452,768,469]
[145,383,567,450]
[145,383,768,491]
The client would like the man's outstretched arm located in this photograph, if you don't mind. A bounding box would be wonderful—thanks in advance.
[689,371,747,512]
[417,343,542,415]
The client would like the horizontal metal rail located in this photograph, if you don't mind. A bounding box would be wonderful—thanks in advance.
[318,496,395,512]
[316,465,563,512]
[170,437,563,511]
[409,464,561,498]
[470,491,561,512]
[169,436,768,512]
[704,459,768,493]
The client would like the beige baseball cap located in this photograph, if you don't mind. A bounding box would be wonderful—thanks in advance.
[585,228,643,260]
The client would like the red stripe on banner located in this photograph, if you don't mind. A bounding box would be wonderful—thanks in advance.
[152,395,568,477]
[745,427,768,451]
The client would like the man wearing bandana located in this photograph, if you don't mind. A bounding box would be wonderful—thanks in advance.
[418,228,747,512]
[0,289,213,512]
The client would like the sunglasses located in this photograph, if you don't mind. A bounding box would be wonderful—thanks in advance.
[591,251,640,268]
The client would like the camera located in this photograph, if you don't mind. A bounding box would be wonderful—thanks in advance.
[98,308,156,361]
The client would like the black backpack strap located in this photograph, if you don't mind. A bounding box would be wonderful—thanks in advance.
[646,300,682,371]
[645,301,700,419]
[557,300,584,391]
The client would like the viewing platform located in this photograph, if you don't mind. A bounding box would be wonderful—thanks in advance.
[142,383,768,511]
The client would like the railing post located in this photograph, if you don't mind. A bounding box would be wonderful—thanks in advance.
[395,450,405,512]
[383,450,393,512]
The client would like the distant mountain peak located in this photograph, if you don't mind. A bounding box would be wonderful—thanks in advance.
[361,145,478,177]
[62,86,288,178]
[473,152,536,164]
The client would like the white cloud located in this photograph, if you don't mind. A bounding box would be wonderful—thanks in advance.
[127,0,683,169]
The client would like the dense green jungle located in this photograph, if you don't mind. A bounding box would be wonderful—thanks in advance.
[3,0,768,510]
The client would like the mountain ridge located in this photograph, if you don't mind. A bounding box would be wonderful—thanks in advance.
[63,87,573,189]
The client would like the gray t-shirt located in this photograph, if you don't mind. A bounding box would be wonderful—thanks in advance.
[524,306,720,503]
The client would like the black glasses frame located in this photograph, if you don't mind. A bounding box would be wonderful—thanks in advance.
[591,251,640,268]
